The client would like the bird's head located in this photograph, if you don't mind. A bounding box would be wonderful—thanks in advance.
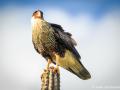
[31,10,44,26]
[32,10,44,19]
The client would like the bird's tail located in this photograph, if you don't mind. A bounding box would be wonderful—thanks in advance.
[68,61,91,80]
[58,50,91,80]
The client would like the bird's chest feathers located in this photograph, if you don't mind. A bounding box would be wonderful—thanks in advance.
[32,20,55,51]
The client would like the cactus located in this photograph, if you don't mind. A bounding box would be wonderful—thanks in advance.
[41,66,60,90]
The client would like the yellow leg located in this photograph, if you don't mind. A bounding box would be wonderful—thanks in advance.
[46,59,51,69]
[54,54,60,73]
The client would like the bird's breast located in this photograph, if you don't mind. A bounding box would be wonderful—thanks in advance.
[32,20,56,53]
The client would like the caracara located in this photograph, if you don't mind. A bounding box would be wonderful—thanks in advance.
[31,10,91,80]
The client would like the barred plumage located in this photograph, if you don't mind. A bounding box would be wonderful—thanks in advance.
[32,10,91,80]
[32,19,56,57]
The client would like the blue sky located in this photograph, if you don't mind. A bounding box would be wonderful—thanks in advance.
[0,0,120,90]
[1,0,120,18]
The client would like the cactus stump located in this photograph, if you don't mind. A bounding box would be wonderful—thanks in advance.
[41,66,60,90]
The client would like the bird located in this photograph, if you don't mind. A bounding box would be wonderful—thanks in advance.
[31,10,91,80]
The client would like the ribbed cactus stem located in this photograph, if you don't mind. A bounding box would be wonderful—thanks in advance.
[54,73,60,90]
[48,67,54,90]
[41,70,49,90]
[41,66,60,90]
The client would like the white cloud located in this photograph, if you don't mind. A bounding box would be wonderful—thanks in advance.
[0,7,120,90]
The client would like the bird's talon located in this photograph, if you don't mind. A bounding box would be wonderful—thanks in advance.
[53,66,60,74]
[46,59,51,70]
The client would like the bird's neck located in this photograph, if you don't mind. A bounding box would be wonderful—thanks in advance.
[31,18,47,41]
[31,18,44,31]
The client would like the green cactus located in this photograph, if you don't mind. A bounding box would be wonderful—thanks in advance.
[41,67,60,90]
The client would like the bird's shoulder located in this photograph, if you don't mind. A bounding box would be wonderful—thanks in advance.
[49,23,77,45]
[49,23,81,59]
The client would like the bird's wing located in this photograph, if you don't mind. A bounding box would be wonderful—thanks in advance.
[50,23,81,60]
[49,23,91,80]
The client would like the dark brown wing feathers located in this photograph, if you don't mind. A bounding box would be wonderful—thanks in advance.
[50,23,81,61]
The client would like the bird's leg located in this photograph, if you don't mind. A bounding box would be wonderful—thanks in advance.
[54,54,60,74]
[46,58,51,70]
